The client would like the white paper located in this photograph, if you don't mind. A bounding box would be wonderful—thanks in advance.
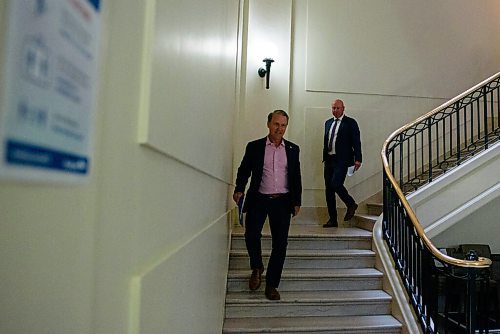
[347,165,355,176]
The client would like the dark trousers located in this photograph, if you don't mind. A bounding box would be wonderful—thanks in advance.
[244,193,291,288]
[324,155,356,222]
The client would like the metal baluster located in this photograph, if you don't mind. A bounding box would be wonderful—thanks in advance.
[463,105,468,153]
[456,103,461,163]
[465,251,479,334]
[421,131,424,182]
[399,135,403,187]
[435,120,440,170]
[470,102,475,146]
[496,87,500,128]
[483,87,489,149]
[428,118,433,182]
[477,98,481,141]
[490,90,495,143]
[449,114,453,158]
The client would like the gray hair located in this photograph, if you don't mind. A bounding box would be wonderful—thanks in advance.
[267,109,289,123]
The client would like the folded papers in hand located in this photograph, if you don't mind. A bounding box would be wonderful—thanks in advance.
[237,195,245,226]
[347,165,356,176]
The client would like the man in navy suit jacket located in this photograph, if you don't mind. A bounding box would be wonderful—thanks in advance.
[233,110,302,300]
[322,99,362,227]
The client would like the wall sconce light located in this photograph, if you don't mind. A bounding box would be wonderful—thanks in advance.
[258,58,274,89]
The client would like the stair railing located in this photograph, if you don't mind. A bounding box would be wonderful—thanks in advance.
[381,72,499,334]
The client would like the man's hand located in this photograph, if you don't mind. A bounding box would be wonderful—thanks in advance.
[354,161,362,171]
[293,206,301,217]
[233,191,244,204]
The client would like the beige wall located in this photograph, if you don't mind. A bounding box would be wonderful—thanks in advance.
[233,0,500,208]
[287,0,500,207]
[432,193,500,253]
[233,0,293,173]
[1,1,499,334]
[0,1,97,333]
[407,143,500,253]
[1,1,239,334]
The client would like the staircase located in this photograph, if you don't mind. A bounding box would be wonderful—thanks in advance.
[222,203,402,333]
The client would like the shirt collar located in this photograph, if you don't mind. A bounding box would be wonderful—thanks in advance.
[266,137,285,147]
[334,114,345,121]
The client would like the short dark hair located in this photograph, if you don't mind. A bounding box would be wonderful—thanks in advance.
[267,109,289,123]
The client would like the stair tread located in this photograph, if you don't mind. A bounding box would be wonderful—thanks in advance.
[356,213,380,219]
[226,289,391,303]
[232,224,372,238]
[225,207,399,333]
[223,315,402,332]
[228,267,383,278]
[230,249,374,257]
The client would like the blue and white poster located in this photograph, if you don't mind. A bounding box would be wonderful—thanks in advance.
[0,0,101,183]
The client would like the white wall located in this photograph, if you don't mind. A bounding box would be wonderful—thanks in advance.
[0,1,239,334]
[233,0,293,176]
[287,0,500,208]
[407,143,500,253]
[233,0,500,210]
[1,1,499,334]
[408,143,500,232]
[432,191,500,253]
[305,0,500,99]
[0,2,96,333]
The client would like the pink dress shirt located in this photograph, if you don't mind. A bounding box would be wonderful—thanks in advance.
[258,137,289,194]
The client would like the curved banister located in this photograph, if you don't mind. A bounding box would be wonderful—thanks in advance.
[386,72,500,144]
[381,71,499,333]
[381,144,492,269]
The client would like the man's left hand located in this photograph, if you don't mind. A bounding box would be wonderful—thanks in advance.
[293,206,301,217]
[354,161,362,171]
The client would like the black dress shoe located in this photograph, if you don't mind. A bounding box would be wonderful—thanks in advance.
[265,286,281,300]
[344,203,358,221]
[322,220,338,228]
[249,267,264,290]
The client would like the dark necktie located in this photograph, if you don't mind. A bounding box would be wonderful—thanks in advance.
[327,119,339,152]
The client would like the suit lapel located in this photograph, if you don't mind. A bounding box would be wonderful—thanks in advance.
[337,116,351,139]
[284,140,291,160]
[256,137,267,170]
[325,118,333,137]
[337,119,345,137]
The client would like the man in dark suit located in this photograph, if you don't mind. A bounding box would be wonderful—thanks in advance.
[322,99,362,227]
[233,110,302,300]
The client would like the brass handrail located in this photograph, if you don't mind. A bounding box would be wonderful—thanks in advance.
[381,148,492,268]
[386,72,500,141]
[381,72,499,334]
[381,72,500,269]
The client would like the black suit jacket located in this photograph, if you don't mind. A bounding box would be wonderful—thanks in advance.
[322,116,362,165]
[234,137,302,213]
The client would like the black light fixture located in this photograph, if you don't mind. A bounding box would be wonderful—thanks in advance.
[258,58,274,89]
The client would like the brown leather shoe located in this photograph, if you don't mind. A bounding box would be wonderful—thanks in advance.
[265,285,281,300]
[249,267,264,290]
[344,203,358,221]
[322,219,338,228]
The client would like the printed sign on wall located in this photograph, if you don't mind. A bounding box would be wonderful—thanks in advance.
[0,0,101,183]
